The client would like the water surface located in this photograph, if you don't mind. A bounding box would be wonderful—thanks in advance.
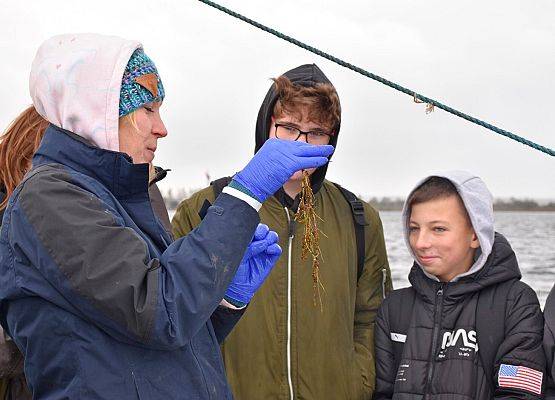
[381,211,555,307]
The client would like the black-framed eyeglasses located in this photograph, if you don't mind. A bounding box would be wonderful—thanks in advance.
[274,123,333,145]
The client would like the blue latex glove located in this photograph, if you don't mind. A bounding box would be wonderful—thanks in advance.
[225,224,282,306]
[234,138,334,202]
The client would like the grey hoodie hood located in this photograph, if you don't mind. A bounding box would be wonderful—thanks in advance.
[401,170,495,282]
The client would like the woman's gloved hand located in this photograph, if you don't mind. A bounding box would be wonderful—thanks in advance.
[233,138,334,202]
[224,224,282,307]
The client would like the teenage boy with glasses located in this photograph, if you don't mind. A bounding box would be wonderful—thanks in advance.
[172,64,392,400]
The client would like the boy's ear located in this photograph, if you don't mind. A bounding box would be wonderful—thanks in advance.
[268,116,276,139]
[470,231,480,249]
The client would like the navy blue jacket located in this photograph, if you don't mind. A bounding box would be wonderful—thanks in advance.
[0,125,258,399]
[0,185,5,224]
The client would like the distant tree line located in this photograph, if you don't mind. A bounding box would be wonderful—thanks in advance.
[162,189,555,212]
[492,198,555,212]
[365,197,555,212]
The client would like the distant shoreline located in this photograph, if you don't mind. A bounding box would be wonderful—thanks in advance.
[372,205,555,212]
[163,192,555,213]
[366,198,555,212]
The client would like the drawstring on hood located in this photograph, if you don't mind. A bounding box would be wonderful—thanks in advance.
[29,33,142,152]
[401,170,495,282]
[255,64,341,206]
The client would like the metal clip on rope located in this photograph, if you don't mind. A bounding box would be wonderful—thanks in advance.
[199,0,554,157]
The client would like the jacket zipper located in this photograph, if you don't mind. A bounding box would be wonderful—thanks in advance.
[285,207,295,400]
[424,285,444,398]
[381,268,387,299]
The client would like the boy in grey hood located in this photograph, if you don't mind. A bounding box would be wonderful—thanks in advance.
[402,170,495,282]
[373,171,546,400]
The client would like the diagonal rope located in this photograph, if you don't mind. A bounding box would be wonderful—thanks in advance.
[199,0,554,157]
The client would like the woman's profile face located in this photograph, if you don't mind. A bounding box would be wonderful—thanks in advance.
[118,102,167,164]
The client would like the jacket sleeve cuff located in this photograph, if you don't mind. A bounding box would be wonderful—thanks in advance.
[221,296,247,309]
[222,184,262,211]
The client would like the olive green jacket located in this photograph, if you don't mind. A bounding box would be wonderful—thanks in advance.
[172,180,392,400]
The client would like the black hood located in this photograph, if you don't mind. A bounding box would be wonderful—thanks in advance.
[408,233,522,303]
[255,64,341,206]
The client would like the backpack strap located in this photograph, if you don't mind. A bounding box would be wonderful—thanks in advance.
[211,176,233,197]
[387,287,417,372]
[333,183,368,281]
[476,278,518,391]
[149,166,170,187]
[198,177,232,219]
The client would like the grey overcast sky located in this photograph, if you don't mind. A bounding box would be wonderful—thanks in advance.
[1,0,554,199]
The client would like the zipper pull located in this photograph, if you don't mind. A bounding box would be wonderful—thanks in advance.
[381,268,387,299]
[285,207,296,238]
[288,219,296,238]
[437,286,444,297]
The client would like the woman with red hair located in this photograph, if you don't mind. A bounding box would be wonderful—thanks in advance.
[0,105,48,400]
[0,106,49,212]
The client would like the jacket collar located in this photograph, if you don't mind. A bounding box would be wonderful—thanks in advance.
[33,125,150,200]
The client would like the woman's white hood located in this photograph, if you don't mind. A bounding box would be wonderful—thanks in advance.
[401,170,495,282]
[29,33,141,151]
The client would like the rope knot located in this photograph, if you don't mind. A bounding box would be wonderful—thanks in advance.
[413,93,435,114]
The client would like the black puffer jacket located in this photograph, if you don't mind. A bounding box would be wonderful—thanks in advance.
[545,285,555,399]
[374,233,546,399]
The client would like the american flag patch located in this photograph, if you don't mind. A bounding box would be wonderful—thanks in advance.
[498,363,543,395]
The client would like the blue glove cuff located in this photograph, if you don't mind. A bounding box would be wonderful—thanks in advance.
[231,176,260,201]
[223,295,248,308]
